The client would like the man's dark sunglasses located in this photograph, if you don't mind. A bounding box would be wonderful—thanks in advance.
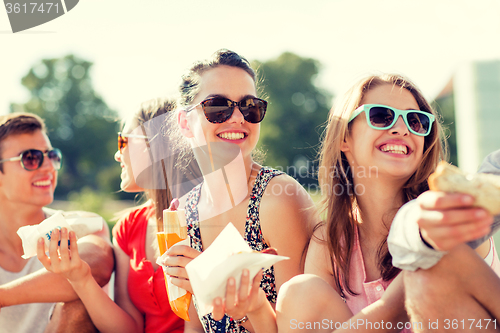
[0,148,62,171]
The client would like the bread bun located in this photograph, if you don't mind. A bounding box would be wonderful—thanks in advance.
[428,161,500,215]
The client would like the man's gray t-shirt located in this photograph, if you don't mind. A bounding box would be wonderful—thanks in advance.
[0,257,53,333]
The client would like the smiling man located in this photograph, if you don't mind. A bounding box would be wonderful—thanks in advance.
[0,112,114,333]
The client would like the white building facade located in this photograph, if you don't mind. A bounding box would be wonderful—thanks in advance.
[454,60,500,173]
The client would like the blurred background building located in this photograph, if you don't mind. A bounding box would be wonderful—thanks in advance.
[435,60,500,173]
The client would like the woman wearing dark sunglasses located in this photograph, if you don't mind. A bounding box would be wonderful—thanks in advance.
[162,49,317,333]
[276,74,500,332]
[38,98,185,333]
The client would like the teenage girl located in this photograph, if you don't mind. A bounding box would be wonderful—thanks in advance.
[275,74,500,332]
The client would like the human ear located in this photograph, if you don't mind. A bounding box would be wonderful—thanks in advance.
[340,135,350,153]
[178,110,194,138]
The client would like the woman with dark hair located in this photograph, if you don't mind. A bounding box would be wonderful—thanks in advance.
[163,49,317,333]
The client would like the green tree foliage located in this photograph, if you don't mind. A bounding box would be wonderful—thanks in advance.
[253,52,332,185]
[10,55,123,199]
[433,90,458,165]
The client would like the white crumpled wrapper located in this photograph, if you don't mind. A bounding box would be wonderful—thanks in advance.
[156,238,190,302]
[185,222,289,316]
[17,211,103,259]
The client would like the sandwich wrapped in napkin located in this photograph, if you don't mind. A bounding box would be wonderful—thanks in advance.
[17,211,103,259]
[185,222,289,317]
[429,161,500,215]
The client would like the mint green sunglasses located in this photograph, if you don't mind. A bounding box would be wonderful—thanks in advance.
[349,104,435,137]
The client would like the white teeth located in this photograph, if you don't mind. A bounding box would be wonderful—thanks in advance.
[380,144,408,155]
[218,132,245,140]
[33,180,51,186]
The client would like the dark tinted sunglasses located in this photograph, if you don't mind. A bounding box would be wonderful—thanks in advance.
[118,132,148,153]
[0,148,62,171]
[349,104,435,136]
[186,96,267,124]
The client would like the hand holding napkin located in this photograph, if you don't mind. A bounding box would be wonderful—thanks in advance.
[17,211,103,259]
[185,222,289,316]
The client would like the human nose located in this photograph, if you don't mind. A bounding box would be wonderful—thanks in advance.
[114,149,122,162]
[227,105,245,124]
[39,153,56,171]
[390,116,409,136]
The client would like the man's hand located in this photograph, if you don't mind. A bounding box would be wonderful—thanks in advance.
[417,191,494,251]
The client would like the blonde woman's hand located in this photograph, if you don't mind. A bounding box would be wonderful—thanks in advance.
[37,227,91,286]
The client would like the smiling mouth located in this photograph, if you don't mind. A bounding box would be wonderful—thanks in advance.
[217,132,246,140]
[379,144,409,155]
[33,180,51,187]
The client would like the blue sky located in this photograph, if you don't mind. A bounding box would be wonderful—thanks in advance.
[2,0,500,118]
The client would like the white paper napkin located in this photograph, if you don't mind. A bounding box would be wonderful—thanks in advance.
[185,223,288,316]
[156,238,190,300]
[17,211,103,259]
